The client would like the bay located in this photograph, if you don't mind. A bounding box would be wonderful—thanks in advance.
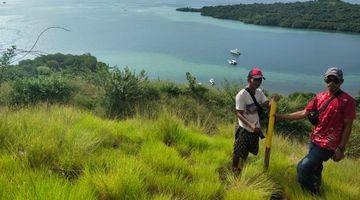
[1,0,359,95]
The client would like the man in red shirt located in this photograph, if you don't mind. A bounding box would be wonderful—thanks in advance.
[276,67,356,195]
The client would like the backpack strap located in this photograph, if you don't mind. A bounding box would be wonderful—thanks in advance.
[318,90,343,114]
[245,88,264,117]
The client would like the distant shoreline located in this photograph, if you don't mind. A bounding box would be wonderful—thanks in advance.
[177,0,360,34]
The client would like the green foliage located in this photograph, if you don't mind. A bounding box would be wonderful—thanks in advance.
[69,79,104,110]
[218,79,244,118]
[0,66,36,83]
[15,53,110,86]
[0,46,17,83]
[18,53,98,75]
[176,7,201,12]
[178,0,360,33]
[104,67,159,118]
[1,53,358,159]
[185,72,208,99]
[46,60,60,71]
[347,115,360,158]
[272,92,315,139]
[0,45,16,67]
[9,77,73,106]
[0,82,12,106]
[36,66,52,76]
[356,91,360,110]
[155,81,184,97]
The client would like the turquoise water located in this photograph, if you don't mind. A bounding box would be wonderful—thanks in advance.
[1,0,359,95]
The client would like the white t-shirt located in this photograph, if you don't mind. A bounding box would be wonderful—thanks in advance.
[235,88,267,132]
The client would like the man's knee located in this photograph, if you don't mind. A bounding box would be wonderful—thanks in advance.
[297,159,306,182]
[297,157,317,184]
[297,156,323,194]
[297,158,310,176]
[297,155,320,174]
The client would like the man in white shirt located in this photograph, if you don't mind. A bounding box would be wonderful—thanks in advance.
[233,67,270,175]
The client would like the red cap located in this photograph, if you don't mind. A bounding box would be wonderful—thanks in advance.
[248,67,265,80]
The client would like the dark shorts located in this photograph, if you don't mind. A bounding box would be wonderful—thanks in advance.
[233,125,259,159]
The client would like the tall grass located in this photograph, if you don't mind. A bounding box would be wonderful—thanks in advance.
[0,105,358,199]
[348,116,360,158]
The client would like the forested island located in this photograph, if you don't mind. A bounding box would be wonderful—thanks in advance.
[177,0,360,33]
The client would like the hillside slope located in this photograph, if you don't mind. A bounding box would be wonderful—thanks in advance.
[0,106,358,199]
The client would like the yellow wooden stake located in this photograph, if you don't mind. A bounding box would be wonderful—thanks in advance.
[264,100,277,171]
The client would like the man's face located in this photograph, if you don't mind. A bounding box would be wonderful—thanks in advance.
[249,77,262,89]
[324,75,342,92]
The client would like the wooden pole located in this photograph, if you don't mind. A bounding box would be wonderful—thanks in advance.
[264,100,277,171]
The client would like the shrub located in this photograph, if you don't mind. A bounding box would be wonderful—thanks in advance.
[292,20,310,28]
[0,82,12,106]
[157,81,183,97]
[275,94,314,139]
[0,45,16,67]
[9,76,73,106]
[103,67,159,118]
[69,79,103,110]
[36,66,52,76]
[185,72,208,99]
[71,93,97,110]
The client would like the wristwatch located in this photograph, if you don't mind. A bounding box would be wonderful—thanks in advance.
[337,146,346,153]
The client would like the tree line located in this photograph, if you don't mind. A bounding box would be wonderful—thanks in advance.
[177,0,360,33]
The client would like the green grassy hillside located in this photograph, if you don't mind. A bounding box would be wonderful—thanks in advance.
[0,105,358,199]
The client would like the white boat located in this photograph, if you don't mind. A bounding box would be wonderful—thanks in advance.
[228,59,237,65]
[230,49,241,55]
[209,78,215,86]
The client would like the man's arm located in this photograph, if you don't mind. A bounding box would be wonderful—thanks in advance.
[339,118,354,148]
[236,110,260,133]
[333,118,354,162]
[276,94,315,121]
[276,109,308,121]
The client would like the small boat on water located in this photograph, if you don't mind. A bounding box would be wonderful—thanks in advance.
[228,59,237,65]
[230,49,241,55]
[209,78,215,86]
